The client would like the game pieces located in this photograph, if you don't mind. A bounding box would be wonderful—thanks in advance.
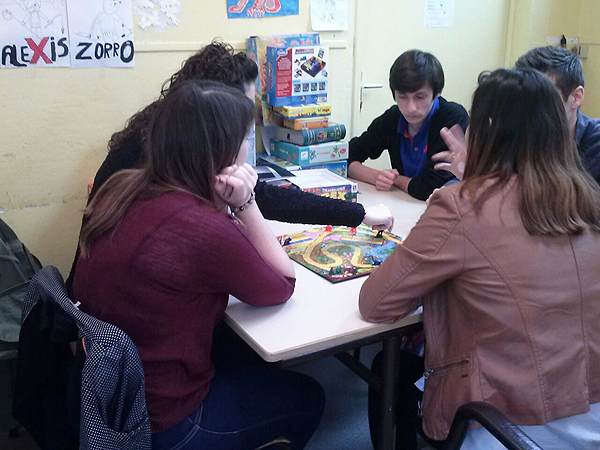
[278,225,403,283]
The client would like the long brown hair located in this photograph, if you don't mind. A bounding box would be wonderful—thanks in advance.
[461,68,600,236]
[107,39,258,155]
[80,81,255,257]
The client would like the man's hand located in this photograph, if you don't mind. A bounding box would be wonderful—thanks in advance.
[433,124,468,180]
[363,204,394,231]
[214,163,258,208]
[374,169,400,191]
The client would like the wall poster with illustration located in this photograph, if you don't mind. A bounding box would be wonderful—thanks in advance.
[67,0,135,68]
[1,0,70,68]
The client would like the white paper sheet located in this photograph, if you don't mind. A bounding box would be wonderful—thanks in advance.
[133,0,180,33]
[0,0,70,68]
[310,0,347,31]
[424,0,454,28]
[67,0,135,68]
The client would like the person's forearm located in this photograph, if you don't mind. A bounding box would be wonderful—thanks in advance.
[394,175,411,193]
[234,202,295,279]
[348,161,378,185]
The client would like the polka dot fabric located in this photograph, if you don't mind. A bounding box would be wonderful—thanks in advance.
[23,266,151,450]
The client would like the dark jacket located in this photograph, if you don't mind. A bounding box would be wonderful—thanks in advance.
[14,267,151,450]
[576,110,600,185]
[348,97,469,200]
[88,133,366,225]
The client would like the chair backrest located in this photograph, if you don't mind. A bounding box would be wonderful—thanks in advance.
[443,402,543,450]
[15,266,151,450]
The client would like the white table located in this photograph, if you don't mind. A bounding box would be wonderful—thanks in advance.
[225,182,427,450]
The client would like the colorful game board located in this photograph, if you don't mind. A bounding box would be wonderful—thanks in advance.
[278,225,403,283]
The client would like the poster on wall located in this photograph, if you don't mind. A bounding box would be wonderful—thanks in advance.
[133,0,181,32]
[310,0,347,31]
[67,0,135,68]
[0,0,70,68]
[424,0,454,28]
[226,0,299,19]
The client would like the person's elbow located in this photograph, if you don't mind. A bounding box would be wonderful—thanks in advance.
[250,276,296,307]
[359,290,400,323]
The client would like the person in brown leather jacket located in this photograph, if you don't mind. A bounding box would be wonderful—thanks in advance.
[360,68,600,449]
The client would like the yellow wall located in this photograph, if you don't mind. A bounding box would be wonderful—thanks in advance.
[579,0,600,117]
[0,2,356,275]
[2,0,599,276]
[351,0,511,172]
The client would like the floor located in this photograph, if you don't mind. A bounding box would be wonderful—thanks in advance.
[0,344,433,450]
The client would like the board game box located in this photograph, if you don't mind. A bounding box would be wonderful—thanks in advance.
[279,225,403,283]
[270,140,348,165]
[266,45,329,107]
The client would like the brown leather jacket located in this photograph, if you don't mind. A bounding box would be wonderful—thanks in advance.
[359,179,600,440]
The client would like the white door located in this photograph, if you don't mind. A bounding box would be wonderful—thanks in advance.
[351,0,511,170]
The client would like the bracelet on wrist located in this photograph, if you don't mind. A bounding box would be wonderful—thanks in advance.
[231,192,255,215]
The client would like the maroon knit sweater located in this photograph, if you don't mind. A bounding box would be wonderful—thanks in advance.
[72,191,295,433]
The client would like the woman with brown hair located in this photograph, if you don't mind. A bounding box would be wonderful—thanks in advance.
[360,68,600,449]
[72,80,324,449]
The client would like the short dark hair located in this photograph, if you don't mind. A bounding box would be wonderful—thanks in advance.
[389,50,444,97]
[515,46,584,101]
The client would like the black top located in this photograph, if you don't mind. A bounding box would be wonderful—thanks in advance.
[68,132,366,290]
[348,97,469,200]
[88,132,366,225]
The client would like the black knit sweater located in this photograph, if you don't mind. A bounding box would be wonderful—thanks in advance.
[348,97,468,200]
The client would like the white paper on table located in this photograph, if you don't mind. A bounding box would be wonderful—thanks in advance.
[424,0,454,28]
[310,0,348,31]
[67,0,135,68]
[0,0,70,68]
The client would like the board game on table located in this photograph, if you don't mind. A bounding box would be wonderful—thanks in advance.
[278,224,403,283]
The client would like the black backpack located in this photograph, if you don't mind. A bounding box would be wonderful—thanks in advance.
[0,218,42,353]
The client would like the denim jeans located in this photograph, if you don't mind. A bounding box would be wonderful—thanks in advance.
[152,367,325,450]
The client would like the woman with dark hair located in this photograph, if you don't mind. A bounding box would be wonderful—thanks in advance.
[69,39,393,288]
[360,69,600,449]
[72,81,324,450]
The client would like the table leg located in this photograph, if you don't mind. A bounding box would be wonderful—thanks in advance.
[380,335,401,450]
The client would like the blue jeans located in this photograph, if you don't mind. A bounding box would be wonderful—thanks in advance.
[152,367,325,450]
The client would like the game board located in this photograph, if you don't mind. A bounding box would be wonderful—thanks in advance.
[278,225,403,283]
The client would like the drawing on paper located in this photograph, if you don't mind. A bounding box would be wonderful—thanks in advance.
[75,0,132,41]
[1,0,65,39]
[227,0,298,19]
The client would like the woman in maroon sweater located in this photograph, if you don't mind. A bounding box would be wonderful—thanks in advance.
[72,81,324,449]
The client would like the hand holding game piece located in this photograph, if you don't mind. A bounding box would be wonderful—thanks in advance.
[433,124,468,180]
[363,204,394,231]
[214,163,258,208]
[374,169,399,191]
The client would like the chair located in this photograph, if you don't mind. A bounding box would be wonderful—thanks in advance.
[443,402,543,450]
[12,266,151,450]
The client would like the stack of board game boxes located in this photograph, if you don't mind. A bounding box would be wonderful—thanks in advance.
[247,33,353,202]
